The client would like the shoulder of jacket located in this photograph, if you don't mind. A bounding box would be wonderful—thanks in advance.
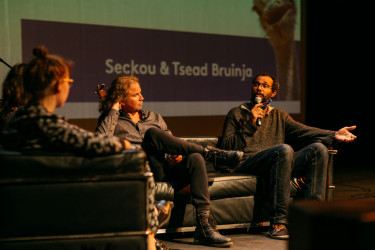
[239,102,251,112]
[142,110,162,119]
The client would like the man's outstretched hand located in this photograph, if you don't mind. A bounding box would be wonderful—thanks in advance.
[334,126,357,143]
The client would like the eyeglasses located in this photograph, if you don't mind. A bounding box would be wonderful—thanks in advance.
[252,82,271,89]
[63,78,74,87]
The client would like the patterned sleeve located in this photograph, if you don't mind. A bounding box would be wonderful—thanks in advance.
[40,115,125,156]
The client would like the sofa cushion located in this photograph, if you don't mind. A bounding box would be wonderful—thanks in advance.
[0,146,147,180]
[208,174,257,200]
[155,174,257,202]
[179,137,218,148]
[210,196,255,225]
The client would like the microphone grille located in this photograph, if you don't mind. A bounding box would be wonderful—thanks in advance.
[254,96,262,104]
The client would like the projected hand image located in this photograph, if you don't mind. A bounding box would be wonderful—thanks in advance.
[253,0,298,101]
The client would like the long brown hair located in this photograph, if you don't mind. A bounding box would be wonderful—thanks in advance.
[0,63,27,111]
[99,75,139,113]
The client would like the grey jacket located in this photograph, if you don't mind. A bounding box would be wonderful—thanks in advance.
[96,109,171,145]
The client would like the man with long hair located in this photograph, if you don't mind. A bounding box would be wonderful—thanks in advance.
[96,75,243,247]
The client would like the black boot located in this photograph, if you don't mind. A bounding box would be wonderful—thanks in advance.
[194,211,233,247]
[203,146,243,169]
[208,211,217,230]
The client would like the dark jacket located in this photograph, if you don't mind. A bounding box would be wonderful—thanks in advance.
[221,102,335,158]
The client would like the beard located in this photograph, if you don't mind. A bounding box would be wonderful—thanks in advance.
[252,93,264,103]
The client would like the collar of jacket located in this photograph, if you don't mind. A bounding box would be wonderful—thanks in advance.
[120,109,150,121]
[239,101,274,114]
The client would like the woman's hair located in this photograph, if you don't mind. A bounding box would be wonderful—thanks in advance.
[99,75,139,113]
[22,45,74,101]
[0,63,27,111]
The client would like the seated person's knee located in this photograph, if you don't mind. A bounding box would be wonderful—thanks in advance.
[278,144,294,157]
[311,142,329,158]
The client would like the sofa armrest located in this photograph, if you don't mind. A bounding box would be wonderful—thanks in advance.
[0,147,148,181]
[326,148,338,201]
[178,136,219,148]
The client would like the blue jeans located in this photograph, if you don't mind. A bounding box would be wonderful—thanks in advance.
[234,142,329,224]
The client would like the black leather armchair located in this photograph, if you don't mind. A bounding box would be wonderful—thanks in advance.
[0,147,154,250]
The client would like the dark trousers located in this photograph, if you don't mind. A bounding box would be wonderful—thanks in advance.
[235,142,329,224]
[141,127,210,212]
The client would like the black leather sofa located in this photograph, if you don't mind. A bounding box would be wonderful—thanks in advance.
[0,137,336,248]
[0,147,155,250]
[156,137,336,233]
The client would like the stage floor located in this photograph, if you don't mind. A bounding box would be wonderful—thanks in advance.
[156,167,375,249]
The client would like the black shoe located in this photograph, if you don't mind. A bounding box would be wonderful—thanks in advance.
[292,177,306,191]
[155,239,169,250]
[267,224,289,240]
[194,211,233,247]
[203,146,243,168]
[155,200,174,228]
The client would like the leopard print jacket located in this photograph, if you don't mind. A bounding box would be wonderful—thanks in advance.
[2,103,125,156]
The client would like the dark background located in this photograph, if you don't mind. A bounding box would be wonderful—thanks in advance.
[305,2,371,169]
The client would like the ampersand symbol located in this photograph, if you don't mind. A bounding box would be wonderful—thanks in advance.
[160,61,169,75]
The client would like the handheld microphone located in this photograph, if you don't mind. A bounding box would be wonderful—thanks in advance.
[254,96,262,126]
